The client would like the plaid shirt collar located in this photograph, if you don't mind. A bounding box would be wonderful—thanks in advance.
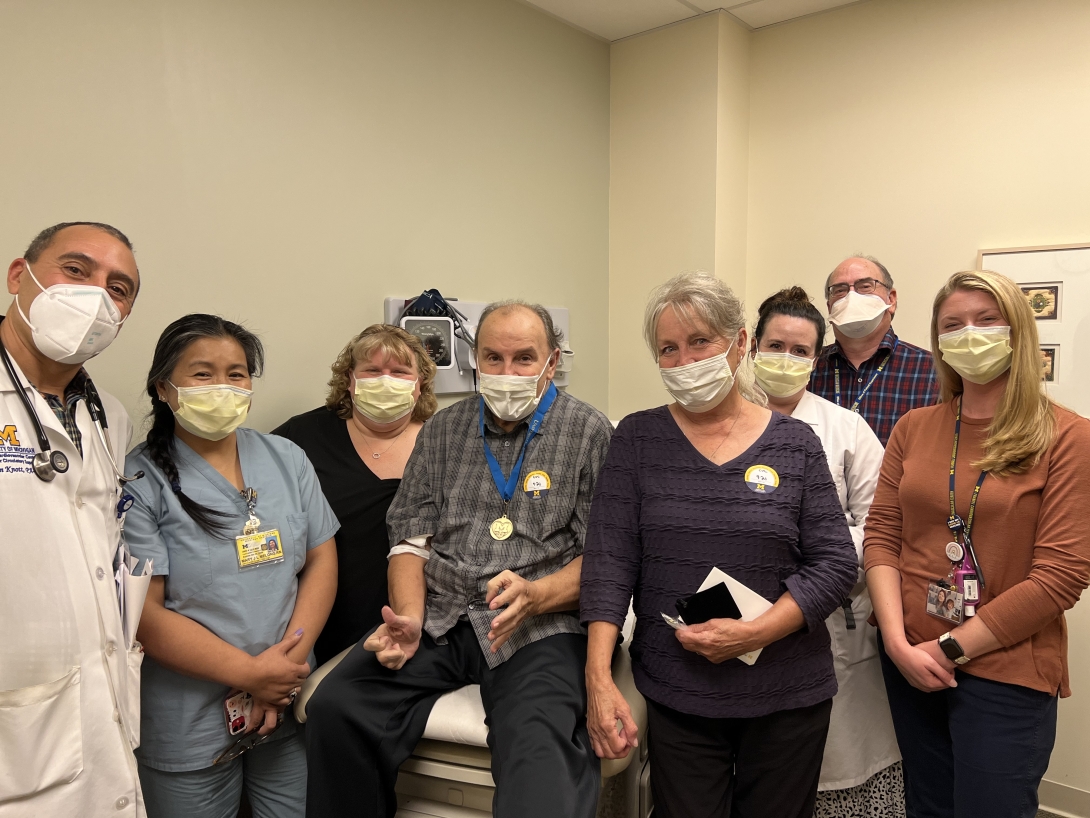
[823,327,899,369]
[475,391,556,439]
[39,368,90,456]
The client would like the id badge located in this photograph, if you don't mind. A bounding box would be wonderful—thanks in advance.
[925,579,964,624]
[235,529,284,570]
[224,689,253,736]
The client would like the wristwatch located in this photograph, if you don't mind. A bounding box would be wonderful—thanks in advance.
[938,632,970,665]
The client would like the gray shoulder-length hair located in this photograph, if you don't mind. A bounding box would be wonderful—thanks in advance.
[643,271,767,407]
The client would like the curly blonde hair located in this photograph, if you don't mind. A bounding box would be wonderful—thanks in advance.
[326,324,438,422]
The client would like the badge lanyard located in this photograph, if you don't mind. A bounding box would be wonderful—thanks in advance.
[833,340,899,413]
[946,399,987,590]
[479,382,557,541]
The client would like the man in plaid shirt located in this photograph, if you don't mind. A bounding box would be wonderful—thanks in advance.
[810,256,939,445]
[306,301,612,818]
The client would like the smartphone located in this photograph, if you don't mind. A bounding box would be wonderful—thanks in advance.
[223,689,254,736]
[676,582,742,625]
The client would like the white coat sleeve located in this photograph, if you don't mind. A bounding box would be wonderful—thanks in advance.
[843,416,885,567]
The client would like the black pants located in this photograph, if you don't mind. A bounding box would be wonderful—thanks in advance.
[879,640,1057,818]
[304,622,600,818]
[646,696,832,818]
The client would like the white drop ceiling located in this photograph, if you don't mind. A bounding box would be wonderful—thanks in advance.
[520,0,869,41]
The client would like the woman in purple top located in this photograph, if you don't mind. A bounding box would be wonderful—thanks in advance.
[581,272,857,818]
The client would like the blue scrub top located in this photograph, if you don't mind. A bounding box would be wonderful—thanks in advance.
[124,427,340,772]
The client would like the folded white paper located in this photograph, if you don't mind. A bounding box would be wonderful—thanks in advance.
[696,567,773,666]
[121,559,153,651]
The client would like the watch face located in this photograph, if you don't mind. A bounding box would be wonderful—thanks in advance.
[403,318,453,368]
[940,635,964,662]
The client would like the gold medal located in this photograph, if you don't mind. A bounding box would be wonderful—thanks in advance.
[490,516,514,541]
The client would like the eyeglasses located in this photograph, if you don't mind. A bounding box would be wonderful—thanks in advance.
[213,715,285,765]
[826,278,891,299]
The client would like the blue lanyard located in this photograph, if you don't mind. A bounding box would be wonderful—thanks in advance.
[479,382,557,508]
[948,398,988,587]
[834,340,899,413]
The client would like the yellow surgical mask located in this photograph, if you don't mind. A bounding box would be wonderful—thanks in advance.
[753,352,814,398]
[353,375,417,423]
[938,325,1012,385]
[170,382,252,441]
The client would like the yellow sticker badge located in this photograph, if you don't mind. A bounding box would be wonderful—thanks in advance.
[523,470,551,500]
[744,465,780,495]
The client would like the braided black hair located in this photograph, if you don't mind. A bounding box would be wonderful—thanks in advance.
[754,286,826,355]
[144,314,265,538]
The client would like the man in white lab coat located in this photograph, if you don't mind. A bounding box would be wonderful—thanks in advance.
[0,223,145,817]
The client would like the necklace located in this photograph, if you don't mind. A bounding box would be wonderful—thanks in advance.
[708,405,743,460]
[352,422,408,459]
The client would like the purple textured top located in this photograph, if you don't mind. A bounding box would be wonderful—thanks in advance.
[581,407,857,718]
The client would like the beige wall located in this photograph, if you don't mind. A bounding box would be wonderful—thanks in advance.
[747,0,1090,806]
[747,0,1090,350]
[0,0,610,434]
[608,13,750,420]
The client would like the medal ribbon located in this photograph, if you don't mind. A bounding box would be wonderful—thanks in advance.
[834,340,899,413]
[947,398,988,587]
[479,382,557,510]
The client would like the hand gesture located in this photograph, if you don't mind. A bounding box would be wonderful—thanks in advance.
[675,618,757,664]
[363,606,422,670]
[246,629,310,705]
[586,675,639,760]
[485,570,539,652]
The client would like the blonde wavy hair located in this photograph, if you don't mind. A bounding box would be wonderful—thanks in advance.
[931,270,1055,475]
[643,271,767,407]
[326,324,438,422]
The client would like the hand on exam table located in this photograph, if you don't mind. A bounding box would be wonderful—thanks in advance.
[586,675,640,760]
[364,605,422,670]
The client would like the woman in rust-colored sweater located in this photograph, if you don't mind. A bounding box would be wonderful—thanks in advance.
[863,270,1090,818]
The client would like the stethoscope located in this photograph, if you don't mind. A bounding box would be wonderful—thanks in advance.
[0,331,144,485]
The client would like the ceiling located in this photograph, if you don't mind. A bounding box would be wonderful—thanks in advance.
[520,0,869,41]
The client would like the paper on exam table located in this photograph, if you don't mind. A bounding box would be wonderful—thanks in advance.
[696,567,773,666]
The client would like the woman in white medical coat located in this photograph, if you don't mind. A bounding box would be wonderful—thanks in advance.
[0,223,145,818]
[752,287,903,818]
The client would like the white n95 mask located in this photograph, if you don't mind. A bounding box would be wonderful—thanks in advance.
[478,359,551,422]
[659,342,736,413]
[938,325,1012,385]
[754,352,814,398]
[170,383,253,441]
[353,375,417,423]
[829,292,891,339]
[15,261,124,364]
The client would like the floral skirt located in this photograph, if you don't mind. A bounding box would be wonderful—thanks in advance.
[814,761,906,818]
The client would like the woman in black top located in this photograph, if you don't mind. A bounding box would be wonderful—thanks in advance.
[274,324,437,665]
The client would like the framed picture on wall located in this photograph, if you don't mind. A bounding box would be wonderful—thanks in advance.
[977,242,1090,416]
[1039,344,1059,383]
[1020,282,1061,320]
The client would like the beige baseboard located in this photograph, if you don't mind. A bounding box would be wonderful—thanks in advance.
[1040,779,1090,818]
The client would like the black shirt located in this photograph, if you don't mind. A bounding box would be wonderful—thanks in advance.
[272,406,400,665]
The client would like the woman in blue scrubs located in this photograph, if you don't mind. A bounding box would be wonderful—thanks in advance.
[124,314,339,818]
